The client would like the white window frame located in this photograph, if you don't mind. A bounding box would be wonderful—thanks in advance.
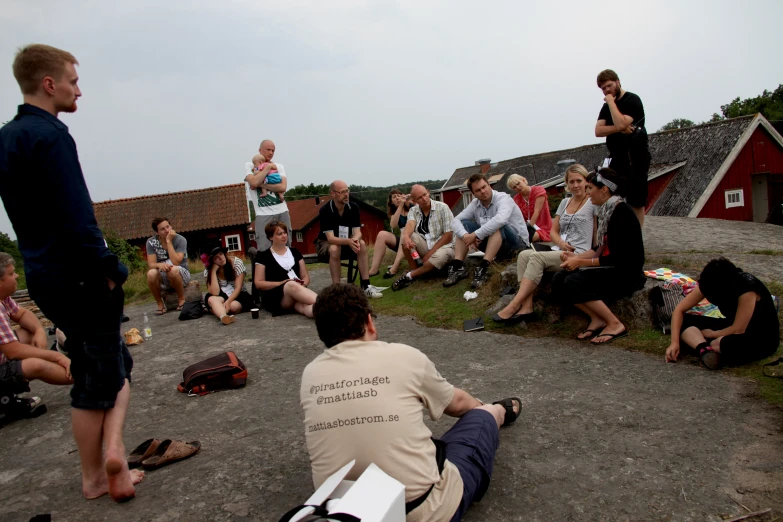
[249,233,255,241]
[225,234,241,252]
[296,231,303,243]
[724,189,744,209]
[461,191,473,208]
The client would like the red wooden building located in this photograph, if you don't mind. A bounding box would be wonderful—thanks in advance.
[437,114,783,223]
[93,184,252,258]
[251,195,389,255]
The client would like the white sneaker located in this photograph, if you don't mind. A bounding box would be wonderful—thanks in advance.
[365,286,383,299]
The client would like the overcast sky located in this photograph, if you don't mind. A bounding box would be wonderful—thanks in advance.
[2,0,782,239]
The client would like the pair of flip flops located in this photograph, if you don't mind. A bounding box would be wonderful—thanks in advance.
[492,397,522,427]
[127,438,201,470]
[578,325,628,344]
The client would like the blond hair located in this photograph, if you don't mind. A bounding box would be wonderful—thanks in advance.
[564,164,589,183]
[13,44,79,95]
[251,154,265,166]
[506,173,528,190]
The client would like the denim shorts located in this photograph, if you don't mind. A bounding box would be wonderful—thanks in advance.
[31,277,133,410]
[439,409,500,522]
[460,220,524,260]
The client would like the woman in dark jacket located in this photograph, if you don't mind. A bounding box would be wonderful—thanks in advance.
[665,257,780,369]
[551,168,645,344]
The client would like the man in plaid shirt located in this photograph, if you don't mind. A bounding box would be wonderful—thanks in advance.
[0,253,72,420]
[393,185,455,291]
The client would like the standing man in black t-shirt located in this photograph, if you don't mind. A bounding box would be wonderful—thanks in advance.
[316,180,382,298]
[595,69,651,226]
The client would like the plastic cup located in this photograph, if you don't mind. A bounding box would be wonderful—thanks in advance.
[251,308,259,319]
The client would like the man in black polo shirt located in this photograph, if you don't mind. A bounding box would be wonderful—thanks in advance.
[595,69,651,226]
[0,44,142,501]
[316,180,382,298]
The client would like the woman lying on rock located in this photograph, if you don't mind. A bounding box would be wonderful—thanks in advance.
[550,168,645,343]
[493,164,596,325]
[254,221,318,318]
[665,257,780,369]
[203,246,255,325]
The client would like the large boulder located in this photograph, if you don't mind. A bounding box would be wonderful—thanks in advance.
[493,261,656,329]
[161,280,202,309]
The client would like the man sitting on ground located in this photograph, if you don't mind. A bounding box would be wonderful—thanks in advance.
[301,283,521,522]
[445,173,529,289]
[0,253,72,420]
[146,217,191,315]
[316,180,382,299]
[393,184,455,291]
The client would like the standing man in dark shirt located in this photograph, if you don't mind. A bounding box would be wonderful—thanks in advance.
[595,69,651,226]
[0,44,143,501]
[316,180,382,298]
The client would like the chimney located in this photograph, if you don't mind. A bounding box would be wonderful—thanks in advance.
[315,196,320,205]
[475,158,492,175]
[556,159,576,175]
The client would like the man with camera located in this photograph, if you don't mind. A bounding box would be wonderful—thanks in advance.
[595,69,651,226]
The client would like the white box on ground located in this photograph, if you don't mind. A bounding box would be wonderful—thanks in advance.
[288,460,405,522]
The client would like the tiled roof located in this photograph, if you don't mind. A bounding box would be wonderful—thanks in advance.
[93,184,250,240]
[442,115,763,217]
[287,196,331,230]
[286,195,389,230]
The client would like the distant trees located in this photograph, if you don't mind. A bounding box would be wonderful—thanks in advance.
[658,118,695,132]
[660,84,783,132]
[285,180,447,213]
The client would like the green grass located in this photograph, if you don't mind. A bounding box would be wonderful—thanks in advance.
[748,249,783,256]
[364,248,783,406]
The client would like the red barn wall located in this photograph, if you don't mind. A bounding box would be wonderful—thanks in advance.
[442,190,461,208]
[698,128,783,220]
[646,169,679,213]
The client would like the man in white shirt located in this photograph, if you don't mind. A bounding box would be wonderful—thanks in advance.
[244,139,291,250]
[445,174,529,289]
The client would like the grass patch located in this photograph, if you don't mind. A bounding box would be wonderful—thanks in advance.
[748,249,783,256]
[363,249,783,407]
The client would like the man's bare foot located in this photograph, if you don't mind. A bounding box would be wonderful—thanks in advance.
[105,448,143,502]
[82,476,109,500]
[577,322,606,339]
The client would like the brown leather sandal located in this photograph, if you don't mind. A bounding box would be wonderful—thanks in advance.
[141,439,201,470]
[127,438,162,468]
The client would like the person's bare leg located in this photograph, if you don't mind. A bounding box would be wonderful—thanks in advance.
[482,230,503,262]
[680,326,708,350]
[370,232,395,275]
[409,261,436,279]
[228,300,243,314]
[474,399,520,429]
[453,238,468,262]
[390,244,406,274]
[574,303,606,339]
[168,268,186,306]
[72,407,109,499]
[284,282,317,305]
[633,206,645,227]
[207,296,227,320]
[328,245,342,283]
[103,380,144,502]
[146,270,164,310]
[580,300,624,343]
[20,358,72,385]
[497,278,539,319]
[294,302,314,318]
[357,240,369,279]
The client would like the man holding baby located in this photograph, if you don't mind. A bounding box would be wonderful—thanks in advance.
[244,139,292,250]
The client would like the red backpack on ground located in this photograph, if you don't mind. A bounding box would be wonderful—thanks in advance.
[177,351,248,396]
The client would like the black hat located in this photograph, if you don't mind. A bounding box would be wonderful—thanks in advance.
[208,245,229,258]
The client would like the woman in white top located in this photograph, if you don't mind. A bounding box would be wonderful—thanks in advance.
[493,164,596,325]
[203,246,255,325]
[254,221,318,318]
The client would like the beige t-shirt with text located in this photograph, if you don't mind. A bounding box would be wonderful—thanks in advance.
[300,340,463,522]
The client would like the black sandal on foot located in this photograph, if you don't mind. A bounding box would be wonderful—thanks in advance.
[492,397,522,427]
[382,270,397,279]
[700,346,721,370]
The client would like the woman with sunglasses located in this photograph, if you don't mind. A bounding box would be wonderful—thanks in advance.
[203,245,255,325]
[550,168,645,343]
[493,164,596,324]
[254,221,317,318]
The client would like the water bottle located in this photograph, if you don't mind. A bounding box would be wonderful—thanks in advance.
[143,313,152,340]
[410,247,424,267]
